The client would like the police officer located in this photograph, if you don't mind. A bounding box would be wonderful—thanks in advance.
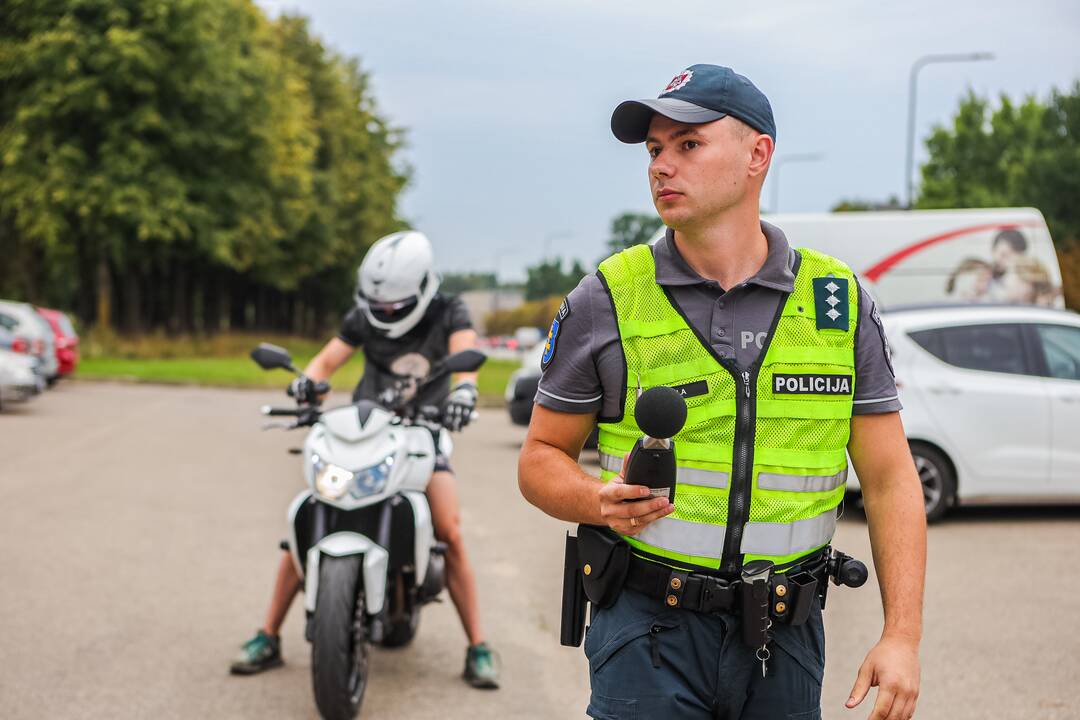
[519,65,925,719]
[231,231,500,689]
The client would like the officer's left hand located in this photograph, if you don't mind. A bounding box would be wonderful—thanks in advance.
[846,635,920,720]
[443,382,478,431]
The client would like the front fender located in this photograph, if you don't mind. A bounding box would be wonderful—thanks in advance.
[304,532,389,616]
[402,491,434,585]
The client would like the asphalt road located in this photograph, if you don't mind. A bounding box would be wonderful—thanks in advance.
[2,381,1079,719]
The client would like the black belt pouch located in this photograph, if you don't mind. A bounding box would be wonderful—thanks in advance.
[560,532,587,647]
[577,524,630,609]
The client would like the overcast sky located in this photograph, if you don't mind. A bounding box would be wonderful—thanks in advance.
[258,0,1080,281]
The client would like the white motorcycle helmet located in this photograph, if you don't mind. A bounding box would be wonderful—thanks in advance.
[355,231,441,339]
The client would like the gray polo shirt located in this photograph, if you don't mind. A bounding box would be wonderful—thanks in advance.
[536,222,901,418]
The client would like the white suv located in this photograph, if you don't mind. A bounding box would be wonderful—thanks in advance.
[846,304,1080,521]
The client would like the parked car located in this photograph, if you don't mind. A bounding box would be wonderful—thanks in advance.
[845,304,1080,521]
[36,307,79,377]
[0,301,58,385]
[505,341,598,449]
[0,347,41,410]
[0,306,45,387]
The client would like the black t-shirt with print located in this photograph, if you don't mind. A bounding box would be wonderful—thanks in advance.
[337,293,473,406]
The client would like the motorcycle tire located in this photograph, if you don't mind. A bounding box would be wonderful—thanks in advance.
[312,555,370,720]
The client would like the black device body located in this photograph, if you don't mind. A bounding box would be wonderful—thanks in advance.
[622,385,687,503]
[559,526,631,647]
[623,438,678,502]
[739,559,774,648]
[560,533,587,647]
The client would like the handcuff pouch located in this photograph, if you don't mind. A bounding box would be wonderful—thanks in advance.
[577,524,630,609]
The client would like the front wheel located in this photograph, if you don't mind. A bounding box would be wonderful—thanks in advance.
[910,442,956,523]
[312,555,370,720]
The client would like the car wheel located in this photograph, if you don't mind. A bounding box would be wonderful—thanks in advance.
[910,442,956,523]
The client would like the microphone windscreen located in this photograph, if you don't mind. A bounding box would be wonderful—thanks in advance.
[634,386,688,439]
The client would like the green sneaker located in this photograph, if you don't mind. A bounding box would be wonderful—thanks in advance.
[229,630,283,675]
[463,642,500,689]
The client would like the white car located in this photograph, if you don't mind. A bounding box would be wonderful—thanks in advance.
[0,300,58,383]
[0,347,41,410]
[846,304,1080,521]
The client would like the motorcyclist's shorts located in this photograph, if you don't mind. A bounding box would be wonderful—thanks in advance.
[434,452,452,474]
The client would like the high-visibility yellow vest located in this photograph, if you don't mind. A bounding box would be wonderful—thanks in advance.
[596,244,857,575]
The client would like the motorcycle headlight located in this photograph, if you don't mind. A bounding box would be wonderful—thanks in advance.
[350,456,394,498]
[313,456,353,501]
[311,454,395,501]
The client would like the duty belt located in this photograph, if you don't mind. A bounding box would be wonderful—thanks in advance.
[623,550,830,625]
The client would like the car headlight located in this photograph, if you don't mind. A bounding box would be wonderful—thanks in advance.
[311,454,395,501]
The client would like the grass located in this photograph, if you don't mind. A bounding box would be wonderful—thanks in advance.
[78,351,519,406]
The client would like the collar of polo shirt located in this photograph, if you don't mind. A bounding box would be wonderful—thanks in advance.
[654,221,796,293]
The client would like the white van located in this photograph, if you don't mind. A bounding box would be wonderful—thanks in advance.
[761,207,1064,309]
[649,207,1064,309]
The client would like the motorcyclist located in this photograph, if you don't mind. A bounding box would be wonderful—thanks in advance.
[229,231,499,689]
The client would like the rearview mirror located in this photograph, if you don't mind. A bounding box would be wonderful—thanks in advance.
[250,343,295,372]
[442,349,487,374]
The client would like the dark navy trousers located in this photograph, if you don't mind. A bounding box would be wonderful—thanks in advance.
[584,587,826,719]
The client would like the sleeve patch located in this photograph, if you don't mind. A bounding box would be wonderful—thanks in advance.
[541,297,571,370]
[870,303,895,377]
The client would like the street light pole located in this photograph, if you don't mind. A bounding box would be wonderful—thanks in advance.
[542,230,572,261]
[905,52,994,208]
[770,153,824,214]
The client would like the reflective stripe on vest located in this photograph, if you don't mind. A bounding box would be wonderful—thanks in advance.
[599,452,729,490]
[634,507,837,560]
[756,468,848,493]
[741,510,838,557]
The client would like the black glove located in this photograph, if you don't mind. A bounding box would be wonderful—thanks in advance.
[443,382,478,431]
[287,376,317,405]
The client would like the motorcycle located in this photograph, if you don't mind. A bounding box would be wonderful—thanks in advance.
[250,342,486,720]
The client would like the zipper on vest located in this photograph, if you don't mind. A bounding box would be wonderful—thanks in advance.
[653,256,799,575]
[720,364,757,576]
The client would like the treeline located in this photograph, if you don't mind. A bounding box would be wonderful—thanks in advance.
[0,1,408,334]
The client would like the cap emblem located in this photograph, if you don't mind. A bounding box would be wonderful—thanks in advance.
[660,69,693,95]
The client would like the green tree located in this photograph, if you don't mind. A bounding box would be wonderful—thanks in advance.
[831,196,904,212]
[605,211,663,254]
[524,258,587,301]
[0,1,406,335]
[441,272,498,294]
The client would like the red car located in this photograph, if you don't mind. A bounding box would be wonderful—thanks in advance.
[35,307,79,376]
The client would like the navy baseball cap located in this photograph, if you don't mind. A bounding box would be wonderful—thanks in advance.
[611,64,776,143]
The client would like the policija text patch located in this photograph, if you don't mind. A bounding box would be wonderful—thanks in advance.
[773,373,852,395]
